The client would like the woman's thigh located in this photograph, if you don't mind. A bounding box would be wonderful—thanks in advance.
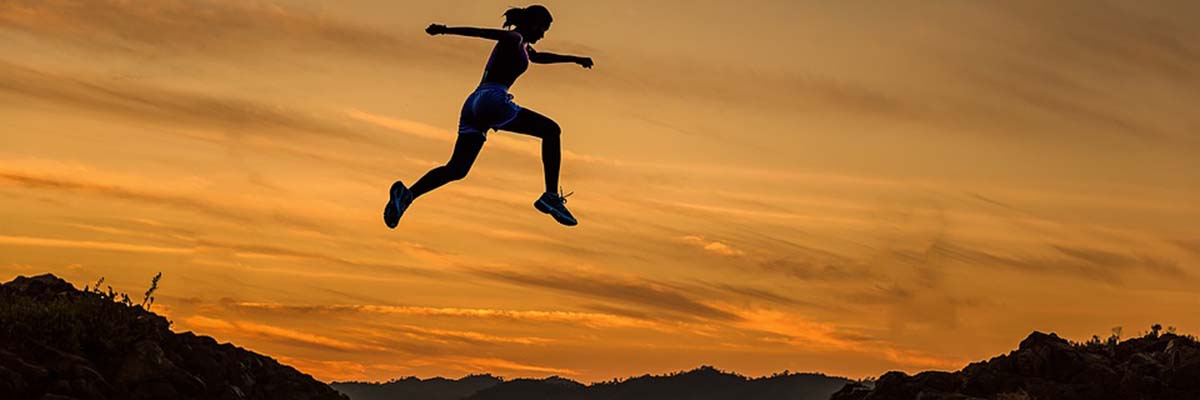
[497,108,560,139]
[446,133,486,169]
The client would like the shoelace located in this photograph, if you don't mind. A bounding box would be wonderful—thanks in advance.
[554,186,573,204]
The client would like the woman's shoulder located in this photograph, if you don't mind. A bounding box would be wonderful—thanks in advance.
[496,30,523,43]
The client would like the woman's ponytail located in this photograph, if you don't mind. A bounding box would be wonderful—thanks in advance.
[502,7,526,29]
[503,5,552,29]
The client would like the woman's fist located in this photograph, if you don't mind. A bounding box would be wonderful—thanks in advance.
[576,57,594,69]
[426,24,447,35]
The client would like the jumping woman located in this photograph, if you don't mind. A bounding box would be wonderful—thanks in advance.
[384,5,592,228]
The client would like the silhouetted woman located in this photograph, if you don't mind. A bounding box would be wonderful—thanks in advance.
[384,5,592,228]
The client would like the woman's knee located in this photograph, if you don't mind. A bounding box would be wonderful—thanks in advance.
[542,120,561,138]
[446,164,472,181]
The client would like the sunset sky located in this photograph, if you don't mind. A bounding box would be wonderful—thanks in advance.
[2,0,1198,383]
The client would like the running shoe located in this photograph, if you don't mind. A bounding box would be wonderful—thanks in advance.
[383,180,413,229]
[534,187,577,226]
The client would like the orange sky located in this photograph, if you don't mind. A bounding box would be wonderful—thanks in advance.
[2,0,1199,383]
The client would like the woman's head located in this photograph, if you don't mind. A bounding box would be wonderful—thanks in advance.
[503,5,552,43]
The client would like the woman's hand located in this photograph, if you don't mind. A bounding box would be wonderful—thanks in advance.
[425,24,447,36]
[575,57,594,69]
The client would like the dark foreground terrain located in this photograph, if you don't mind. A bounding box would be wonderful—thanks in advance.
[833,329,1200,400]
[0,274,348,400]
[333,366,851,400]
[8,272,1198,400]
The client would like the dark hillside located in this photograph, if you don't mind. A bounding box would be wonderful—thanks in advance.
[0,274,348,400]
[832,328,1200,400]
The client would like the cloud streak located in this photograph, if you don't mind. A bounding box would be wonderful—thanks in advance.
[680,235,744,257]
[922,239,1187,283]
[0,0,439,62]
[182,315,382,353]
[470,267,741,322]
[230,301,656,329]
[0,169,338,234]
[0,61,377,145]
[0,234,190,255]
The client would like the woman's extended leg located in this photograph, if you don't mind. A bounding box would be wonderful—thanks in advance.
[409,134,485,199]
[497,108,561,193]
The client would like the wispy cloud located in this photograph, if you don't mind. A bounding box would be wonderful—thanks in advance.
[921,239,1187,283]
[0,61,377,144]
[0,169,337,234]
[0,0,438,62]
[705,282,821,309]
[680,235,744,257]
[1,170,237,220]
[273,357,371,383]
[182,315,383,353]
[448,356,577,376]
[193,239,445,279]
[344,322,554,348]
[757,258,865,281]
[737,308,966,371]
[344,109,450,142]
[230,301,656,329]
[1173,238,1200,257]
[0,234,190,254]
[471,267,741,322]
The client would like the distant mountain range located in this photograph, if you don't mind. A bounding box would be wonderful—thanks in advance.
[332,366,853,400]
[332,374,503,400]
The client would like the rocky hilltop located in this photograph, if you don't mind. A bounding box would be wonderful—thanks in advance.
[832,329,1200,400]
[0,274,348,400]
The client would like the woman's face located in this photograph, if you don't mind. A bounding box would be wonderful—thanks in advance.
[521,22,549,43]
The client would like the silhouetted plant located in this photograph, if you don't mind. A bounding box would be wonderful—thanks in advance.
[1107,326,1122,346]
[83,276,104,293]
[142,272,162,310]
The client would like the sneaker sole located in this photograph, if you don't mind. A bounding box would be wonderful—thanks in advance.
[535,198,578,226]
[384,181,409,229]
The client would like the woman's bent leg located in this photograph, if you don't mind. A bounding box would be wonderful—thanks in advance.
[497,108,561,193]
[409,134,485,199]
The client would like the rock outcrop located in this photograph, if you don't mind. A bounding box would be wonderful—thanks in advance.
[0,274,348,400]
[831,330,1200,400]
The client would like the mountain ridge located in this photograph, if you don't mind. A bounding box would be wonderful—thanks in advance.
[332,365,853,400]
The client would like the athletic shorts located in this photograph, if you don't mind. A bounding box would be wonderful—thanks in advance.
[458,83,521,139]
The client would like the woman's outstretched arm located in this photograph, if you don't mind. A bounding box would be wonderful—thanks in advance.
[528,47,594,69]
[426,24,519,42]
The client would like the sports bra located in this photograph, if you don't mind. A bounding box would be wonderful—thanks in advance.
[480,34,529,88]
